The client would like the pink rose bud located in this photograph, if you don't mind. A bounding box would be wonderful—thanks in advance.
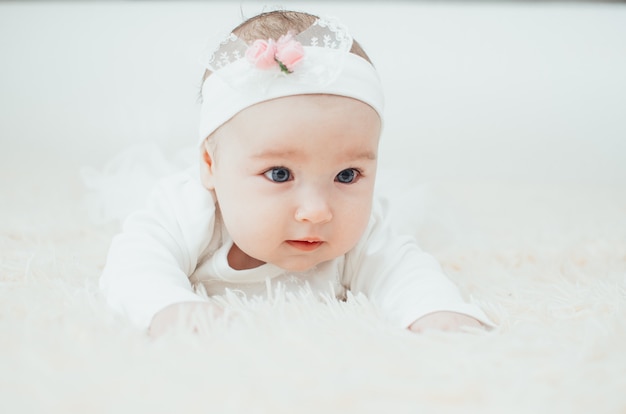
[246,39,278,70]
[275,35,305,72]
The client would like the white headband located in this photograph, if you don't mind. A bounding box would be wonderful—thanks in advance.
[198,18,384,144]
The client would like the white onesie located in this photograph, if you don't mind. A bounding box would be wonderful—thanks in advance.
[100,168,491,330]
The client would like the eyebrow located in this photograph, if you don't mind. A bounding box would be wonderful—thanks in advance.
[252,149,299,159]
[252,148,377,161]
[354,150,377,161]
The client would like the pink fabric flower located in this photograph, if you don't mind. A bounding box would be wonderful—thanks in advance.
[245,39,278,70]
[275,34,305,73]
[245,34,305,74]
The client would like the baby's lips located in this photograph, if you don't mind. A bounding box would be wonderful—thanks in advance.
[286,240,324,251]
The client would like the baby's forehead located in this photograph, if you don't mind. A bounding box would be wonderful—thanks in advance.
[236,94,380,120]
[208,94,377,151]
[226,107,379,161]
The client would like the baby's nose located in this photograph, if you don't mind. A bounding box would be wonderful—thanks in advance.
[294,191,332,224]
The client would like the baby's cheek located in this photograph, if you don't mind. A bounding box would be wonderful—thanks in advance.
[226,202,279,247]
[341,208,371,249]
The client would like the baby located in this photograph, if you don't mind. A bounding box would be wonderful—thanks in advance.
[100,10,492,336]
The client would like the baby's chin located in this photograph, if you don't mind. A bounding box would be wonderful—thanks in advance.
[273,257,331,273]
[272,246,358,273]
[275,261,319,273]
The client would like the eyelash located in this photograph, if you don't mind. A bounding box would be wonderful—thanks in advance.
[262,167,363,184]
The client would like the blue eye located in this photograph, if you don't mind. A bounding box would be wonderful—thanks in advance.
[336,169,358,184]
[264,167,292,183]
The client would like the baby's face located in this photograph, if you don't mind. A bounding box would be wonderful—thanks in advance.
[202,94,381,272]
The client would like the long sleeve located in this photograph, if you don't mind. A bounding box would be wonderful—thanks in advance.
[344,198,492,328]
[99,169,216,329]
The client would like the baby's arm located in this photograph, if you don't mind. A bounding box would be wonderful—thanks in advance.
[345,199,493,333]
[149,301,223,336]
[100,171,215,331]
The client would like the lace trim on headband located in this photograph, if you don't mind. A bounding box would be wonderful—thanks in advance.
[203,18,352,71]
[200,18,354,88]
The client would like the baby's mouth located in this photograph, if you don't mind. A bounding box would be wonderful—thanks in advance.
[286,240,324,251]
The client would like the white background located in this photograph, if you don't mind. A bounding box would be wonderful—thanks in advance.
[1,1,625,185]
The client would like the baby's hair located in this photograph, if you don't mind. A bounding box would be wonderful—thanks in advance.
[201,10,372,86]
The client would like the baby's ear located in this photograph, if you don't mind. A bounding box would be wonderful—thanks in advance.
[199,145,216,190]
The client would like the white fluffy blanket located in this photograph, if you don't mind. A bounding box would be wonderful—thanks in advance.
[2,2,625,413]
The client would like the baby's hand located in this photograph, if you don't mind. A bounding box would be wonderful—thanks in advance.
[149,301,223,337]
[409,311,484,333]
